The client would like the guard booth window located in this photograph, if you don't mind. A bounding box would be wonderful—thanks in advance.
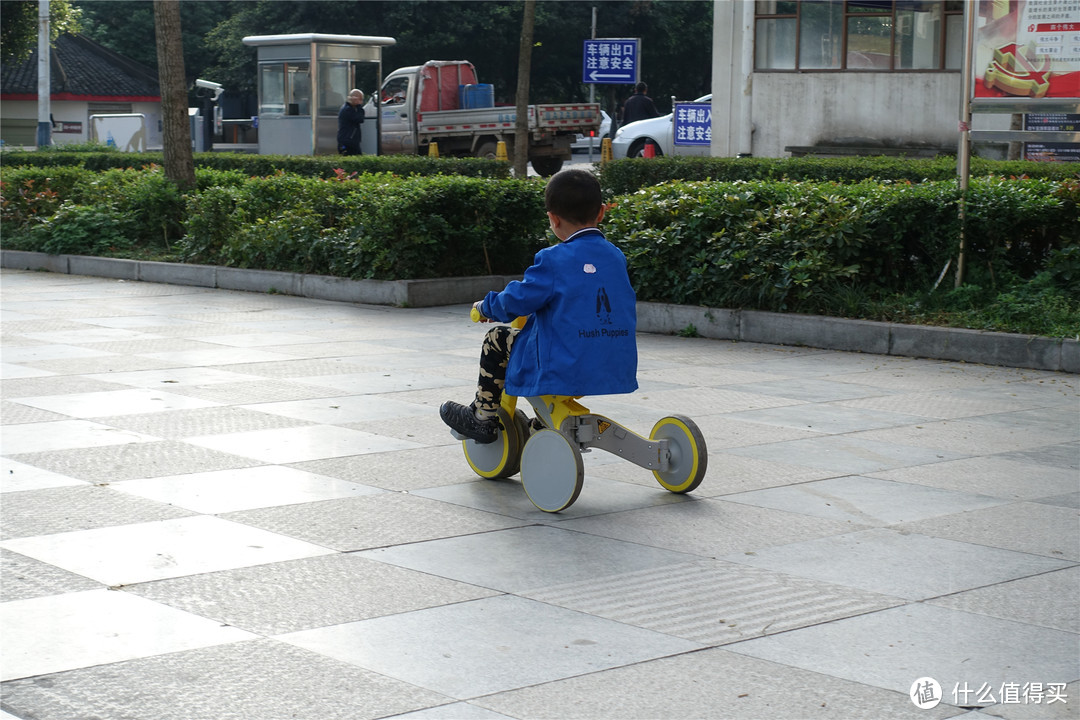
[318,61,350,115]
[258,61,311,115]
[755,0,964,71]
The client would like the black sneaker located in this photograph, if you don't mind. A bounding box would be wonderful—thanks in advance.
[440,401,498,444]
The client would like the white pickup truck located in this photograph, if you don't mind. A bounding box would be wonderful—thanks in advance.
[368,60,602,175]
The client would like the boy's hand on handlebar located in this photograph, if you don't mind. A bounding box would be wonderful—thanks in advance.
[471,301,494,323]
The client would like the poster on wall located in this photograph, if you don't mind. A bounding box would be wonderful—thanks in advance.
[1023,112,1080,159]
[973,0,1080,101]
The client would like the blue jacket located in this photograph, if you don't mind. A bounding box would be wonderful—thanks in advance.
[480,228,638,397]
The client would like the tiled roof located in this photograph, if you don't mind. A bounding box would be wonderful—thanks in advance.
[1,33,160,99]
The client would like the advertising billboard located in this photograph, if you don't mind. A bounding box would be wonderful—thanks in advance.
[973,0,1080,101]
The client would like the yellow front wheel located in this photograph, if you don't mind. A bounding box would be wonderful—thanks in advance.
[650,415,707,493]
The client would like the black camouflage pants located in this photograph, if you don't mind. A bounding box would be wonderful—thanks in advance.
[474,325,519,418]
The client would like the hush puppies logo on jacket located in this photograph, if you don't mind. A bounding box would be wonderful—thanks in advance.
[578,278,629,340]
[596,287,613,325]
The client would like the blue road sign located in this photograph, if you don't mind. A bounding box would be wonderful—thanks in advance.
[673,103,711,146]
[583,39,639,84]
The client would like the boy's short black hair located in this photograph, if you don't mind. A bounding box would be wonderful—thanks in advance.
[544,168,603,226]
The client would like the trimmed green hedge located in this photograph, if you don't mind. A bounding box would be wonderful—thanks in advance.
[181,172,547,278]
[597,155,1080,196]
[0,149,510,179]
[603,177,1078,314]
[2,159,1077,334]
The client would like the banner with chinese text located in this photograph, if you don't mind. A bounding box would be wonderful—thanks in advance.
[973,0,1080,100]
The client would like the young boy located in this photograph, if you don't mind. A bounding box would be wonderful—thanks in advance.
[440,168,638,443]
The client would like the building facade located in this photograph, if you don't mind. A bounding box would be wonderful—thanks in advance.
[0,34,162,149]
[711,0,1011,158]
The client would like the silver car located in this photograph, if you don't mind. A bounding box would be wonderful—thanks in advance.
[611,94,711,159]
[571,110,612,152]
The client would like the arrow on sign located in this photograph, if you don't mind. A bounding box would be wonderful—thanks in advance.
[588,71,633,82]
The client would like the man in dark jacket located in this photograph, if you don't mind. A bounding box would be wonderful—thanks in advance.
[337,89,365,155]
[621,82,660,126]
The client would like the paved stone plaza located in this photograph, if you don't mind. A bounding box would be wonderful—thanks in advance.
[1,268,1077,720]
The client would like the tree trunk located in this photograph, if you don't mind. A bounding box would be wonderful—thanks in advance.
[513,0,535,177]
[153,0,195,190]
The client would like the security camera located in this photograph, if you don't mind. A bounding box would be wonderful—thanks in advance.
[195,79,224,100]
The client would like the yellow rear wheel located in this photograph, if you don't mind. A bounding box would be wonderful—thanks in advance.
[650,415,707,493]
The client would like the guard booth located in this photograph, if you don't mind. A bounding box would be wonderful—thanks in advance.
[242,33,396,156]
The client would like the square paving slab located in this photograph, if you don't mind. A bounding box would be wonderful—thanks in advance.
[725,434,968,474]
[726,603,1079,704]
[928,566,1080,634]
[472,644,960,720]
[358,524,700,593]
[0,588,254,681]
[184,424,422,463]
[722,527,1073,600]
[278,594,703,699]
[112,464,385,514]
[1,515,334,586]
[724,475,1007,526]
[0,638,449,720]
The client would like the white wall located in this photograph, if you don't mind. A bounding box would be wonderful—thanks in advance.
[750,72,960,156]
[1,99,163,149]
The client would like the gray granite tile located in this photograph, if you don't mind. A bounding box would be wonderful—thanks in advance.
[725,435,968,474]
[720,403,931,435]
[684,413,823,450]
[522,559,904,646]
[1,515,334,586]
[0,638,449,720]
[473,645,960,719]
[1,588,256,681]
[93,405,317,439]
[726,377,900,402]
[1035,492,1080,509]
[0,400,68,424]
[928,567,1080,634]
[0,458,86,492]
[184,424,422,463]
[223,492,525,552]
[289,444,472,490]
[722,528,1072,600]
[0,484,195,540]
[8,439,258,482]
[837,390,1050,421]
[127,553,500,635]
[358,524,699,593]
[410,474,693,521]
[544,498,859,558]
[726,604,1078,704]
[1,547,102,601]
[388,703,516,720]
[0,374,130,399]
[896,502,1080,561]
[853,419,1070,455]
[725,475,1008,526]
[278,594,702,699]
[997,442,1079,471]
[869,456,1079,501]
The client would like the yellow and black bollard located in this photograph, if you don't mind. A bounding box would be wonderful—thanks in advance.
[428,142,439,158]
[496,141,508,162]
